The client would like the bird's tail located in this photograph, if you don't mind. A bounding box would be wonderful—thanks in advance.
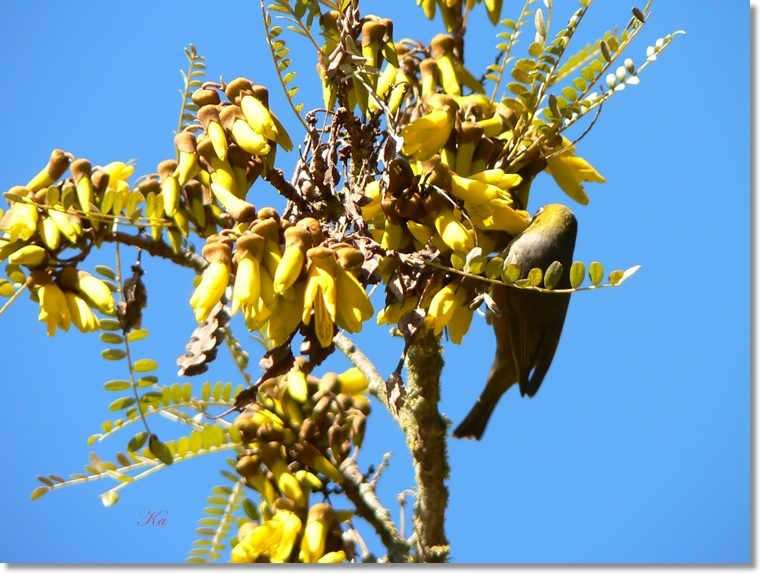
[452,395,500,440]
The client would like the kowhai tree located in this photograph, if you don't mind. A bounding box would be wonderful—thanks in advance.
[1,0,681,563]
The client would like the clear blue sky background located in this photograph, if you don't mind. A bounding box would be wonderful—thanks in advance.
[0,0,749,564]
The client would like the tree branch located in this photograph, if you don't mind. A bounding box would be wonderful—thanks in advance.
[340,458,410,563]
[398,328,450,563]
[105,231,207,274]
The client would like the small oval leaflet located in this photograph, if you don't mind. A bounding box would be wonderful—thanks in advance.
[133,358,159,373]
[527,268,543,286]
[589,261,604,285]
[31,486,50,501]
[0,279,14,297]
[570,261,585,289]
[100,333,124,345]
[104,379,132,392]
[544,261,564,290]
[502,262,522,283]
[102,348,127,361]
[127,329,149,342]
[109,396,136,411]
[485,257,504,279]
[148,434,175,465]
[99,318,122,331]
[100,491,119,507]
[128,431,148,452]
[94,265,118,281]
[609,270,624,285]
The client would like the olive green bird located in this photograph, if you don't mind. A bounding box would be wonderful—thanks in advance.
[453,203,578,440]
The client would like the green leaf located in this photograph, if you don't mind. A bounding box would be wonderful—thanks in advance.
[561,86,577,101]
[140,391,163,404]
[212,381,222,401]
[450,250,467,270]
[207,496,229,506]
[507,82,529,95]
[37,475,54,486]
[128,431,148,452]
[100,491,119,507]
[109,397,136,411]
[102,349,127,361]
[104,379,132,392]
[609,270,624,285]
[0,279,15,297]
[101,420,113,433]
[94,265,118,281]
[510,68,533,84]
[589,261,604,285]
[138,376,159,388]
[544,261,563,290]
[502,263,521,284]
[527,268,543,286]
[222,382,232,402]
[572,77,587,91]
[528,42,544,57]
[133,358,158,372]
[570,261,585,289]
[127,329,149,342]
[31,486,50,501]
[100,333,125,344]
[149,434,174,465]
[242,498,260,521]
[618,264,641,284]
[202,381,211,401]
[182,382,192,402]
[212,485,233,495]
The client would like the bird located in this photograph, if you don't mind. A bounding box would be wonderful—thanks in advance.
[452,203,578,440]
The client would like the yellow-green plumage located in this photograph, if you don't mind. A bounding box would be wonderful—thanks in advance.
[453,204,578,440]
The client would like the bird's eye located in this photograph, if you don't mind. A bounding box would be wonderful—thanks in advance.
[534,206,545,217]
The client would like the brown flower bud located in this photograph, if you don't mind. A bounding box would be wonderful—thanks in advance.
[191,88,221,107]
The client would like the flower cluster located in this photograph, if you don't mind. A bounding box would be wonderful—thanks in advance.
[189,212,374,348]
[230,365,369,563]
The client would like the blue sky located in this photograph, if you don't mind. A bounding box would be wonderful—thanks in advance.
[0,0,750,564]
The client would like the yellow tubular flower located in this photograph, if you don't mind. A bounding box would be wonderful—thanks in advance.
[231,509,302,563]
[32,272,71,336]
[300,503,334,563]
[454,60,486,94]
[27,150,70,192]
[8,245,48,267]
[273,226,312,295]
[361,180,383,220]
[47,207,79,244]
[335,265,373,334]
[423,192,473,252]
[260,444,307,508]
[189,241,232,322]
[420,58,439,98]
[469,169,522,190]
[209,183,257,223]
[198,105,228,161]
[464,200,531,236]
[268,281,306,346]
[157,160,180,218]
[484,0,503,25]
[455,122,484,177]
[400,94,459,161]
[38,217,61,250]
[545,137,606,205]
[101,161,134,193]
[318,551,346,563]
[173,132,200,186]
[430,162,509,205]
[424,282,458,335]
[239,93,279,142]
[59,266,115,315]
[431,34,460,95]
[8,199,38,242]
[232,233,265,317]
[66,291,100,333]
[449,287,474,344]
[220,105,271,156]
[302,247,337,347]
[337,367,369,395]
[377,296,417,325]
[70,159,94,213]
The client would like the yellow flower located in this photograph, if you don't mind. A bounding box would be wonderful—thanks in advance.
[101,161,134,194]
[267,282,306,347]
[336,367,369,395]
[302,247,337,348]
[231,509,303,563]
[300,503,334,563]
[400,95,458,161]
[335,267,373,334]
[7,200,38,242]
[317,551,346,563]
[273,226,312,295]
[545,137,605,205]
[190,241,232,322]
[37,279,71,337]
[66,291,101,333]
[464,199,531,236]
[424,282,458,335]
